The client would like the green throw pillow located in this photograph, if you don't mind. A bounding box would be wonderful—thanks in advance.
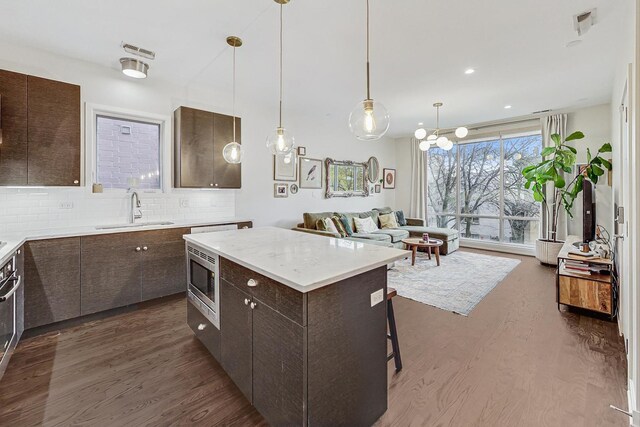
[395,210,407,226]
[339,215,354,236]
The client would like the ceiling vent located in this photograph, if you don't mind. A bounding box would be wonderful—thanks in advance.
[573,9,597,36]
[121,42,156,60]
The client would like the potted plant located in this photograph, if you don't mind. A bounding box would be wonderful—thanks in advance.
[522,131,612,265]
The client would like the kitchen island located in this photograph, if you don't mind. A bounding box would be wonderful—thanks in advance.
[183,227,409,426]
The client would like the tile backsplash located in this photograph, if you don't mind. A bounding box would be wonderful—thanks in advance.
[0,188,236,235]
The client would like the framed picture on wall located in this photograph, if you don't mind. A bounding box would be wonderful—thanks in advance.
[297,146,306,156]
[274,183,289,198]
[375,184,381,193]
[299,158,323,189]
[383,168,396,189]
[274,152,298,181]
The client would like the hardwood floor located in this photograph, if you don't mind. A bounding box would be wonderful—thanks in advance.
[0,250,628,426]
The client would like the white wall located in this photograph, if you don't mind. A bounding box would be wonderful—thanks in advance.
[565,104,613,236]
[0,40,397,233]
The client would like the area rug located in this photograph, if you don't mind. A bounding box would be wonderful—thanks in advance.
[388,251,520,316]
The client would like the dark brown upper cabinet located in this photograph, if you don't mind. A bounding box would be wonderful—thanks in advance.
[0,69,81,187]
[0,70,28,185]
[174,106,241,189]
[27,76,81,186]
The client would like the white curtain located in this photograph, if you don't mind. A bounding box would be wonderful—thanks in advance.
[409,138,426,220]
[541,114,568,240]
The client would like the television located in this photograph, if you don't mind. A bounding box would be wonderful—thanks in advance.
[583,180,596,242]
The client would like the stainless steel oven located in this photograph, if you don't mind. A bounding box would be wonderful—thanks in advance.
[187,244,219,329]
[0,251,23,379]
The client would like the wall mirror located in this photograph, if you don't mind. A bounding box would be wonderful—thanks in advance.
[325,158,369,198]
[367,156,380,183]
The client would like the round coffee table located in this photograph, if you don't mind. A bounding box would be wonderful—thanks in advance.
[402,238,444,266]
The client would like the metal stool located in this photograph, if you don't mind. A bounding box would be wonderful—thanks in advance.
[387,287,402,372]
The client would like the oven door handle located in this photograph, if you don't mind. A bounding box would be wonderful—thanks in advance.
[0,274,21,303]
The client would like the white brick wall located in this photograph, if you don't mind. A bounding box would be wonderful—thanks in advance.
[97,116,161,189]
[0,188,236,235]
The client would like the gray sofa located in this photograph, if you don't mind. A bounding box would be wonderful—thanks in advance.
[292,207,460,254]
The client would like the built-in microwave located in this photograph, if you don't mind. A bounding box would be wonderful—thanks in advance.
[186,244,219,329]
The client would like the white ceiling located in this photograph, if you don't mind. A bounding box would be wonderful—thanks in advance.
[0,0,631,137]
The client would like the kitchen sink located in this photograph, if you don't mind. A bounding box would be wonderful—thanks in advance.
[95,221,174,230]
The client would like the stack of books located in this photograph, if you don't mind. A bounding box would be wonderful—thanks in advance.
[564,259,592,275]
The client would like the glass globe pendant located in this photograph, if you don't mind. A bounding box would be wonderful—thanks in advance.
[349,99,390,141]
[223,142,244,164]
[267,0,295,155]
[414,127,427,140]
[223,36,244,164]
[349,0,389,141]
[419,140,430,151]
[266,126,295,155]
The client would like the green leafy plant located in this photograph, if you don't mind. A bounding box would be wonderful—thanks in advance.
[522,131,612,242]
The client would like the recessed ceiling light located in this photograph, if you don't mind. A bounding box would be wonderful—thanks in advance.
[465,68,475,75]
[418,122,423,126]
[504,105,512,109]
[120,57,148,79]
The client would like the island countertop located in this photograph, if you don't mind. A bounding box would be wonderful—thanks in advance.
[183,226,410,293]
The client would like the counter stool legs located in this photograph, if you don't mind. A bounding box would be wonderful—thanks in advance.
[387,288,402,372]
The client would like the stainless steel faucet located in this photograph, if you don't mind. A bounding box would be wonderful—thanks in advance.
[130,191,143,223]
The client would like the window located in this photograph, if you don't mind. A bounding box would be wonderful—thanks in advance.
[96,115,161,190]
[426,131,542,246]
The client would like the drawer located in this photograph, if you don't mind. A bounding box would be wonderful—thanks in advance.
[558,275,612,314]
[187,298,221,361]
[220,258,306,326]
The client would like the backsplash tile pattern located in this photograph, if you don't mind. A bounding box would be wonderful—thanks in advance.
[0,188,236,235]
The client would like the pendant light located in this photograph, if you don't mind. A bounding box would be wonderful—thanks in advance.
[417,103,456,152]
[348,0,390,141]
[266,0,295,155]
[223,36,244,164]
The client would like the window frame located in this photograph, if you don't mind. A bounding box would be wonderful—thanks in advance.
[426,129,542,249]
[86,104,171,194]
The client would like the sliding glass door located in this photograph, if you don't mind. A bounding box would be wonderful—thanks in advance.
[426,131,542,247]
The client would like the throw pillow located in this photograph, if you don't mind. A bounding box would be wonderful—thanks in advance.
[316,217,339,235]
[379,213,399,229]
[339,215,354,236]
[395,210,407,226]
[331,216,348,238]
[353,216,379,234]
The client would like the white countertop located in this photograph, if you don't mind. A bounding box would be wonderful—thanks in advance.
[184,226,410,293]
[0,218,251,267]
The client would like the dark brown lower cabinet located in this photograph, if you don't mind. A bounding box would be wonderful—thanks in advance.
[141,227,190,300]
[220,279,253,401]
[24,238,81,329]
[81,232,143,316]
[252,300,305,426]
[215,258,387,426]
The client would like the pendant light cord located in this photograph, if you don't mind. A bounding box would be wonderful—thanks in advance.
[232,43,237,142]
[436,105,439,136]
[366,0,371,100]
[279,2,284,129]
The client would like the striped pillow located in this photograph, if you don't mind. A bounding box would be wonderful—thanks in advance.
[331,216,348,238]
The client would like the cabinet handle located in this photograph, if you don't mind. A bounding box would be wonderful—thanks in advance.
[247,279,257,287]
[135,247,141,252]
[250,302,257,309]
[244,298,250,306]
[197,323,206,331]
[142,246,148,251]
[210,183,214,187]
[73,180,79,184]
[17,249,21,255]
